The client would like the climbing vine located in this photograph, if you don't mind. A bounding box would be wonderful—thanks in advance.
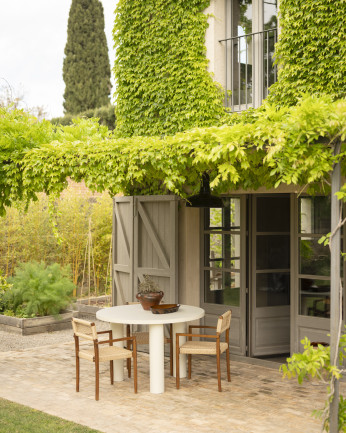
[113,0,226,137]
[1,95,346,216]
[268,0,346,107]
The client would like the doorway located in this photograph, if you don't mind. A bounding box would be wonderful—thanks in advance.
[201,194,291,358]
[249,195,290,357]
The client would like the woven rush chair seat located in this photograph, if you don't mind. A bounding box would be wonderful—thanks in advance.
[72,317,137,401]
[176,310,232,392]
[179,340,229,355]
[78,345,133,362]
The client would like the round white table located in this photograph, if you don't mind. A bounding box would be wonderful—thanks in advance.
[96,304,205,394]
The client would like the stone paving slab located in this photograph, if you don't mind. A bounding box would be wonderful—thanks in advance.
[0,340,341,433]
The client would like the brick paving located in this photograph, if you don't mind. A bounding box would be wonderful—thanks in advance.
[0,337,340,433]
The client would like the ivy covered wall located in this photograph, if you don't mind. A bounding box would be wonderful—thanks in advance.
[113,0,226,137]
[268,0,346,107]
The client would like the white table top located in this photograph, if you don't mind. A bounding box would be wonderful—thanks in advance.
[96,304,205,325]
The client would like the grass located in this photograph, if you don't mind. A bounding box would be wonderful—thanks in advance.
[0,398,102,433]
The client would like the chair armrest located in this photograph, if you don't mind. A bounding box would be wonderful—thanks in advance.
[188,325,216,332]
[98,336,136,345]
[97,330,112,336]
[176,333,218,340]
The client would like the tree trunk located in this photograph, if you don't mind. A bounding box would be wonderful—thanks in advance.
[330,139,341,433]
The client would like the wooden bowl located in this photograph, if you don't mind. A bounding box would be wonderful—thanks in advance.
[150,304,180,314]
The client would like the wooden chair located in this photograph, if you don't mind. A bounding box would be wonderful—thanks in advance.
[72,317,137,401]
[175,310,232,392]
[125,302,173,376]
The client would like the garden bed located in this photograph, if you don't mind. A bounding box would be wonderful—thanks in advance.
[74,295,111,318]
[0,310,77,335]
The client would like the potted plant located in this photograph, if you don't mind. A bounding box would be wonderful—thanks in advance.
[136,275,164,310]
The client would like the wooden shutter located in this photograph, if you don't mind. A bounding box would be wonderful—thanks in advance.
[112,196,134,305]
[113,195,178,305]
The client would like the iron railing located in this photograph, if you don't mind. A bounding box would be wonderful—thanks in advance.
[219,28,277,112]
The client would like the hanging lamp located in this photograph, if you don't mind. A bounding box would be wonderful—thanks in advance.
[186,172,224,208]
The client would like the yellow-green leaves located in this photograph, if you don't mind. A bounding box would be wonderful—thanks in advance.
[1,96,346,214]
[113,0,226,137]
[268,0,346,107]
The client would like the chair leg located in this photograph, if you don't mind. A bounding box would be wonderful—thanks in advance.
[133,347,138,394]
[110,360,114,385]
[126,325,131,378]
[74,335,80,392]
[76,355,80,392]
[169,324,173,376]
[226,348,231,382]
[216,347,222,392]
[188,354,192,379]
[176,335,180,389]
[95,361,100,401]
[127,358,131,378]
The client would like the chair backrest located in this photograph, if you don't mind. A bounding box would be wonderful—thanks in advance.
[216,310,232,334]
[72,317,97,341]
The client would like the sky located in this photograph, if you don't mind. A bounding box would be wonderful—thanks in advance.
[0,0,117,119]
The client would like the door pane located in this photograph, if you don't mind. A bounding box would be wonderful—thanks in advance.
[256,272,290,307]
[299,238,330,276]
[205,270,240,306]
[263,0,277,97]
[299,278,330,317]
[231,0,253,107]
[205,198,241,229]
[256,197,290,232]
[256,235,290,269]
[264,0,277,30]
[299,196,331,234]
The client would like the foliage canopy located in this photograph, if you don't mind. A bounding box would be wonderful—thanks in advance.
[1,96,346,216]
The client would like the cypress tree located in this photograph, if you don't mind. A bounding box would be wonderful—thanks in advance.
[63,0,111,114]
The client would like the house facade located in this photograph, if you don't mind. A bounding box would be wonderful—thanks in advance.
[112,0,344,360]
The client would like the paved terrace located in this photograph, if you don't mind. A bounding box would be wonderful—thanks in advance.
[0,328,341,433]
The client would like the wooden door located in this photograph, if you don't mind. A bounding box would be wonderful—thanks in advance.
[113,195,178,305]
[112,196,134,305]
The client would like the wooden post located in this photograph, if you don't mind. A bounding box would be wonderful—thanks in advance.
[329,139,341,433]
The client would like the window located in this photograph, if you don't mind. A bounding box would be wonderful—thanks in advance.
[222,0,278,110]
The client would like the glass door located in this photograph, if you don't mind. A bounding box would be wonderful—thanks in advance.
[250,195,291,357]
[298,196,333,319]
[293,195,346,352]
[201,196,247,355]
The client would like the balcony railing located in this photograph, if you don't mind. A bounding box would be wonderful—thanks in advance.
[219,28,277,112]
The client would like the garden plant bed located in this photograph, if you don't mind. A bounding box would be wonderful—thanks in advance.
[74,295,110,318]
[0,310,76,335]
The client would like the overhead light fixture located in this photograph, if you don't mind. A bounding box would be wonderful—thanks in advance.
[186,173,224,208]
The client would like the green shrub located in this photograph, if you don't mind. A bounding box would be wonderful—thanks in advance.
[7,262,75,317]
[51,104,116,130]
[0,271,12,313]
[281,334,346,432]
